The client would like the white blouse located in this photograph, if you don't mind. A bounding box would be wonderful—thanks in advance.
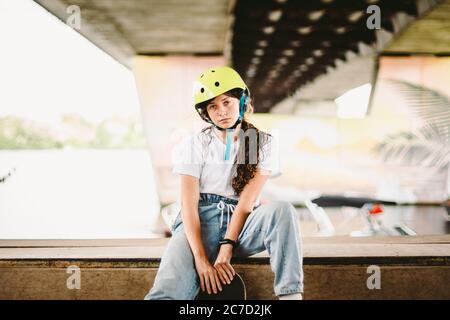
[172,128,281,204]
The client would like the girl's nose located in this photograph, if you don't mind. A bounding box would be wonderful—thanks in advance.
[217,104,228,114]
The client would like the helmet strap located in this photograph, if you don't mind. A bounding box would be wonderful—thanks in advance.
[224,129,233,160]
[199,90,248,160]
[213,90,248,160]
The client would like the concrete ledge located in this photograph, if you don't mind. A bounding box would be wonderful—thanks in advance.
[0,236,449,299]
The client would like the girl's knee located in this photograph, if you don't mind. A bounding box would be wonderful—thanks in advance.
[269,201,297,225]
[275,201,296,212]
[275,201,296,215]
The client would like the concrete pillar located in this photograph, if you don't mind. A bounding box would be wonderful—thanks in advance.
[131,55,226,206]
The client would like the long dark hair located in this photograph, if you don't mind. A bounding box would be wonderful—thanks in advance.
[196,89,271,196]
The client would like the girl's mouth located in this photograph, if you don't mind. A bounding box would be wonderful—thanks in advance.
[219,118,231,123]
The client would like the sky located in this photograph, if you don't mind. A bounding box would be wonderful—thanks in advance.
[0,0,141,123]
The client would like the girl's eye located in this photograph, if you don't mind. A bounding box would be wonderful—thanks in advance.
[224,101,229,105]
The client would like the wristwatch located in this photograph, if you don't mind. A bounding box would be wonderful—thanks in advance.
[219,238,237,248]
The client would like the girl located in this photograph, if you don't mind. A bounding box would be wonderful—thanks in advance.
[144,66,303,300]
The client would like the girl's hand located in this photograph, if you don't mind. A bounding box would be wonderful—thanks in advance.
[214,244,236,285]
[194,255,222,295]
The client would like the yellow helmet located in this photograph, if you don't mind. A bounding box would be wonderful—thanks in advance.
[193,66,249,106]
[193,66,251,160]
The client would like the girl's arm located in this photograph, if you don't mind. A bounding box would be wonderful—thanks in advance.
[224,168,269,241]
[180,174,204,257]
[180,174,222,294]
[213,169,270,284]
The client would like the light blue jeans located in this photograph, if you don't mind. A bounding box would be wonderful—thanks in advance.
[144,193,303,300]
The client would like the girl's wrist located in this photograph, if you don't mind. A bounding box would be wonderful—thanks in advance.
[219,238,237,248]
[219,243,234,253]
[193,249,207,260]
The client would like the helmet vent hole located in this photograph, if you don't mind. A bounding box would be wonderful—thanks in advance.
[215,81,220,87]
[211,70,215,72]
[200,88,205,93]
[200,74,204,78]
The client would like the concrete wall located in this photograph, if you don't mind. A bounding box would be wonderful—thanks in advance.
[132,55,225,206]
[1,258,449,300]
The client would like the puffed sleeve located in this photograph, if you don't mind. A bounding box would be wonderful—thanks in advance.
[171,134,203,179]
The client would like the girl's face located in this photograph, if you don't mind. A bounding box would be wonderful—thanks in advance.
[206,94,240,129]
